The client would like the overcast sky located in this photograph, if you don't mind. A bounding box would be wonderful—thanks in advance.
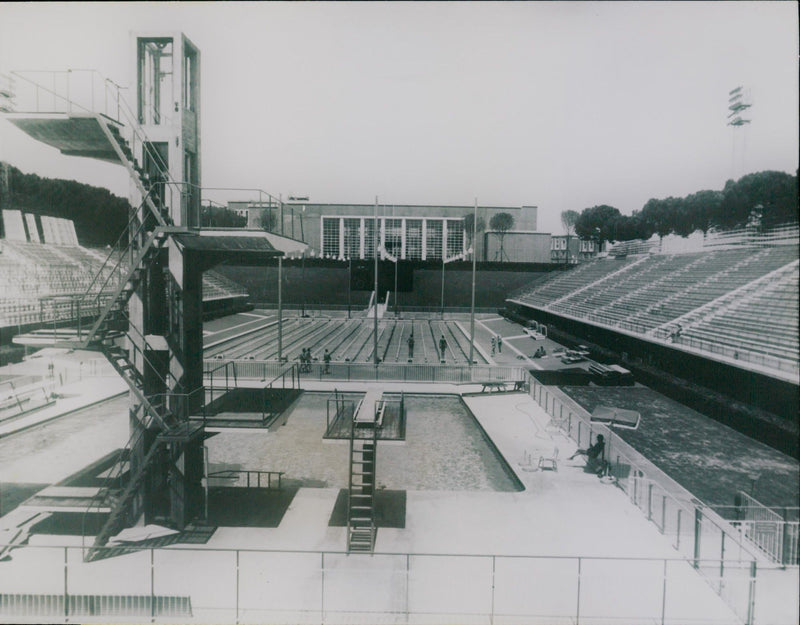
[1,1,797,234]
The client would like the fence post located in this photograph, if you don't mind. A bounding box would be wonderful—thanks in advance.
[719,532,726,592]
[320,552,325,623]
[490,556,496,625]
[235,550,240,624]
[150,548,155,623]
[660,559,668,625]
[693,506,703,569]
[746,560,757,625]
[575,557,582,625]
[64,546,69,620]
[406,554,410,621]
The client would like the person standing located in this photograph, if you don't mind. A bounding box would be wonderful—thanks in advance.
[491,336,496,356]
[439,335,448,361]
[407,333,415,361]
[323,349,331,374]
[497,335,503,353]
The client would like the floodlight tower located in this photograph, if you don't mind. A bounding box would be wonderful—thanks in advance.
[727,86,752,178]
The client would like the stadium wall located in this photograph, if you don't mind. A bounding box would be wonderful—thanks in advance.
[510,305,799,456]
[216,261,559,310]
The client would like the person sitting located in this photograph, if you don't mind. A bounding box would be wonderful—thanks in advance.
[568,434,605,474]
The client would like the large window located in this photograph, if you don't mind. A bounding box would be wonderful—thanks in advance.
[363,218,377,259]
[384,219,402,257]
[426,220,443,260]
[322,218,339,257]
[343,219,360,259]
[406,220,422,260]
[446,220,464,257]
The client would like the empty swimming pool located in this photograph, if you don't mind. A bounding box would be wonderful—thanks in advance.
[205,392,521,492]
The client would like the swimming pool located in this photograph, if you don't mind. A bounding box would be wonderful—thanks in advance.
[206,392,520,492]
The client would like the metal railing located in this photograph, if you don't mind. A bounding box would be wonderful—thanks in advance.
[709,492,800,566]
[526,375,778,624]
[0,542,773,625]
[207,470,284,490]
[204,359,525,385]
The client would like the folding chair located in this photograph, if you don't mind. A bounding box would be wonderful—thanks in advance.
[538,447,559,471]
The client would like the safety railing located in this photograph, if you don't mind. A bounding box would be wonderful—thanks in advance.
[206,470,284,490]
[0,543,779,625]
[8,69,126,121]
[204,359,524,385]
[526,374,775,624]
[0,384,53,422]
[670,333,798,374]
[710,493,800,566]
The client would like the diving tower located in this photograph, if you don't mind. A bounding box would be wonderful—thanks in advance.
[2,32,284,558]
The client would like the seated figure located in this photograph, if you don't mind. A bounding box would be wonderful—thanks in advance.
[568,434,606,475]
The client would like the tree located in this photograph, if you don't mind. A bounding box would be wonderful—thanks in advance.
[575,205,622,245]
[611,212,651,241]
[259,208,277,232]
[201,204,247,228]
[463,212,485,245]
[559,210,580,264]
[6,162,129,246]
[489,212,515,261]
[682,190,722,237]
[640,197,681,243]
[717,171,798,230]
[560,210,580,235]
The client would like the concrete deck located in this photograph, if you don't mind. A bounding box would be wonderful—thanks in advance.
[0,345,794,624]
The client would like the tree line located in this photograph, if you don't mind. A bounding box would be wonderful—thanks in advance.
[563,170,798,245]
[1,163,130,247]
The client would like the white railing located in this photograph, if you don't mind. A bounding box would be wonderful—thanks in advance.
[525,375,773,623]
[204,359,524,385]
[0,543,765,625]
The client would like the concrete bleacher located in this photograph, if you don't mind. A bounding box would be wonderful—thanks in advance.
[680,270,799,364]
[1,240,252,329]
[508,245,799,374]
[512,257,638,307]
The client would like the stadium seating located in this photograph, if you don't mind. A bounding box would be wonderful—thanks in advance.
[509,245,799,373]
[1,240,251,328]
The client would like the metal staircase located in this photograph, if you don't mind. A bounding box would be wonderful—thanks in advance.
[347,400,379,553]
[84,435,166,562]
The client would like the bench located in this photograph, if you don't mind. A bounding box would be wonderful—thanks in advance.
[477,380,528,393]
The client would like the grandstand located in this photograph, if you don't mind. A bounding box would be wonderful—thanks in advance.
[0,234,254,333]
[508,235,799,380]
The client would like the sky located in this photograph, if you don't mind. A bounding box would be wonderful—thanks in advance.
[0,1,797,235]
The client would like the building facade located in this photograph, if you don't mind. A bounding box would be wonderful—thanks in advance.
[550,235,602,263]
[233,202,542,262]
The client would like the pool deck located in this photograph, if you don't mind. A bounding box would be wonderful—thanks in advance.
[1,348,797,624]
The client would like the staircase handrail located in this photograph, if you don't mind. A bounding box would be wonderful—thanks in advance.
[80,407,153,557]
[80,190,154,299]
[80,226,168,346]
[112,311,185,394]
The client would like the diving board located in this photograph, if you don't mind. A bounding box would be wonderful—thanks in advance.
[354,390,384,428]
[590,405,641,430]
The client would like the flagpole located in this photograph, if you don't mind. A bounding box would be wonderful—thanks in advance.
[469,198,477,365]
[373,196,379,367]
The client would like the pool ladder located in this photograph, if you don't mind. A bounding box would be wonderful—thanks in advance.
[347,419,377,553]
